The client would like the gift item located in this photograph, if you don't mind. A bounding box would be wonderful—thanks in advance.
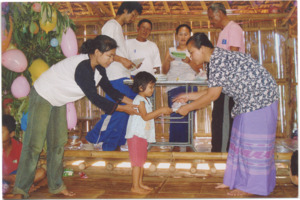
[172,102,187,112]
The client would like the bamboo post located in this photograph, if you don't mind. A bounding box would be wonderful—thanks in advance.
[64,150,293,161]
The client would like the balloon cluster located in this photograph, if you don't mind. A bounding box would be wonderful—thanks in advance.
[2,2,79,130]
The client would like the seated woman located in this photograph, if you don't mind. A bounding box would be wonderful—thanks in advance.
[174,33,278,196]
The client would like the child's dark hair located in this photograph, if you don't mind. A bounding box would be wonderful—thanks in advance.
[116,2,143,15]
[291,150,298,176]
[138,18,152,29]
[187,32,214,49]
[176,24,192,34]
[2,114,16,133]
[80,35,117,54]
[132,72,156,93]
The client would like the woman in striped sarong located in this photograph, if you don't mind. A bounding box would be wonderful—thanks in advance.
[173,33,279,196]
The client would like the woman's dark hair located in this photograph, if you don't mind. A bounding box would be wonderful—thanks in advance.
[291,150,298,176]
[80,35,117,54]
[3,114,16,133]
[187,32,214,49]
[116,2,143,15]
[176,24,192,35]
[138,18,152,29]
[132,71,156,93]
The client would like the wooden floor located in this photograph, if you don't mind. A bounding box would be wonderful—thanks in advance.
[4,172,298,199]
[3,138,298,199]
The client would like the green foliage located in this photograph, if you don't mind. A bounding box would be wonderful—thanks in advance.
[2,2,75,138]
[7,2,75,66]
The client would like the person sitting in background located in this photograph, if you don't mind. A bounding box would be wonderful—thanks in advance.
[290,150,298,186]
[2,114,46,195]
[126,18,162,75]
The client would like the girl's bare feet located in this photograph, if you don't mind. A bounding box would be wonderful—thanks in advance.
[131,187,151,194]
[59,189,76,196]
[140,184,153,191]
[227,189,251,196]
[215,183,229,189]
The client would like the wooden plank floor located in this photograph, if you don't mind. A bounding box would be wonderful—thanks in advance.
[4,138,298,199]
[4,171,298,199]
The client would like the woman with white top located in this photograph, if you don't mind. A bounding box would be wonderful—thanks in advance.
[162,24,200,144]
[12,35,138,199]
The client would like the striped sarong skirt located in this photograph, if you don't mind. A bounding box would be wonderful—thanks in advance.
[223,101,278,196]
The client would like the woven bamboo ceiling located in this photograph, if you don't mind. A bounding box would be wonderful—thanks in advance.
[56,1,297,25]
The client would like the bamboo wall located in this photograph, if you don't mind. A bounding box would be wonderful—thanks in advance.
[73,16,298,139]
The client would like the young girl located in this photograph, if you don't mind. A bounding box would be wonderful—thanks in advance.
[125,71,172,194]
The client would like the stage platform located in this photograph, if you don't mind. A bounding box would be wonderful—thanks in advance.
[3,138,298,199]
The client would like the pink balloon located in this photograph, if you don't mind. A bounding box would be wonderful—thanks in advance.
[2,49,28,72]
[11,76,30,98]
[61,28,78,58]
[32,3,41,12]
[66,102,77,130]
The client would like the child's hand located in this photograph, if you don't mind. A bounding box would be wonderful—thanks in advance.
[161,107,173,115]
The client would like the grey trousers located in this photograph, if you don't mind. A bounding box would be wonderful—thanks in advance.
[13,87,68,198]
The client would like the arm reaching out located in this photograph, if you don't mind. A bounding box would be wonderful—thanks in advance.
[138,101,172,121]
[176,87,223,116]
[173,90,209,103]
[116,104,140,115]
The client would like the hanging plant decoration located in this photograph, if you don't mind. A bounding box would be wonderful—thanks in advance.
[2,2,76,138]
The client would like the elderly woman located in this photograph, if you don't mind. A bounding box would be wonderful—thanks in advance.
[174,33,278,196]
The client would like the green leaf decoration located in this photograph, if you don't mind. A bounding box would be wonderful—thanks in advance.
[2,2,76,139]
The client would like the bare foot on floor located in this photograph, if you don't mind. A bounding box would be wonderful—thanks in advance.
[227,189,251,196]
[3,194,18,199]
[215,183,229,189]
[37,178,48,187]
[131,187,151,194]
[140,184,153,191]
[29,184,40,193]
[11,194,23,199]
[59,189,76,197]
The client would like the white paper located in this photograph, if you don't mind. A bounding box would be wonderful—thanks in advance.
[169,48,186,60]
[132,58,144,67]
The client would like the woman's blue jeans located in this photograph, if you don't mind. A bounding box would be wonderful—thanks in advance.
[13,88,68,198]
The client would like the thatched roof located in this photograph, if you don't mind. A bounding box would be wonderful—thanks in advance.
[56,1,297,25]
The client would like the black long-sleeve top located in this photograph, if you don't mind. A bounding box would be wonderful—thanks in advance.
[75,60,125,114]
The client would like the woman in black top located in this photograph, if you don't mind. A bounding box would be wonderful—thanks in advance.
[13,35,139,199]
